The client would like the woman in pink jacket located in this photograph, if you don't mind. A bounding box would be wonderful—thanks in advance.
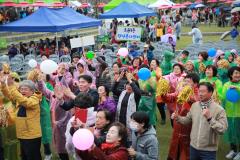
[163,63,185,127]
[37,74,72,160]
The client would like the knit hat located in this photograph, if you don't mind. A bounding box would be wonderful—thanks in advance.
[19,80,36,92]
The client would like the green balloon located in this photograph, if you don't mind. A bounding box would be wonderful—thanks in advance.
[86,51,95,59]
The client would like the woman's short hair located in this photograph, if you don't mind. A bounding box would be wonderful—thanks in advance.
[97,109,114,123]
[206,65,218,77]
[228,66,240,80]
[198,52,209,61]
[109,122,128,147]
[131,57,142,66]
[173,63,184,73]
[131,111,150,129]
[151,58,160,66]
[98,85,110,96]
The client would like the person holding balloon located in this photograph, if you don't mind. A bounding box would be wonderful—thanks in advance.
[66,109,114,159]
[76,122,129,160]
[138,65,157,126]
[150,59,166,125]
[220,66,240,160]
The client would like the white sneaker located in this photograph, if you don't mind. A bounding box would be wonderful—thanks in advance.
[226,150,237,159]
[234,153,240,160]
[44,154,52,160]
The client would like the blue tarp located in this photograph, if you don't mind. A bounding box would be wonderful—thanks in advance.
[99,2,156,19]
[0,7,102,32]
[189,3,197,9]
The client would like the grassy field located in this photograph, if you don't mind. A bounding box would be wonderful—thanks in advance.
[176,24,239,50]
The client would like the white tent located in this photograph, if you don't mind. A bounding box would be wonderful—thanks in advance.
[69,1,82,7]
[148,0,175,8]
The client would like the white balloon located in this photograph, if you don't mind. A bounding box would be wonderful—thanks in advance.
[40,60,58,74]
[28,59,38,68]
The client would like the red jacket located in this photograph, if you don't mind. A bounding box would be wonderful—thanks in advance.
[163,86,199,160]
[77,146,129,160]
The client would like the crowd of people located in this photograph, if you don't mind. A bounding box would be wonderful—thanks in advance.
[0,39,240,160]
[0,3,240,160]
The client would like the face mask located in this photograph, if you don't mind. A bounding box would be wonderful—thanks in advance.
[129,121,139,131]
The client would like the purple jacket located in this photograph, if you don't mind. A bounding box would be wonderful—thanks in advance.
[97,97,116,114]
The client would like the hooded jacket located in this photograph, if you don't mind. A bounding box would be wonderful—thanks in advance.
[132,126,159,160]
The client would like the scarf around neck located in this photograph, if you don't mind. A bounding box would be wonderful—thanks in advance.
[200,98,212,109]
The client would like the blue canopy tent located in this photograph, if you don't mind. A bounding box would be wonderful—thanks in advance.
[99,2,156,19]
[189,3,197,9]
[0,7,102,32]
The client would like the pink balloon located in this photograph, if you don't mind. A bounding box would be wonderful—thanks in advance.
[72,129,94,151]
[118,48,128,57]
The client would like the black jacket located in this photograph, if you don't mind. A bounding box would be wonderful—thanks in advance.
[60,89,99,111]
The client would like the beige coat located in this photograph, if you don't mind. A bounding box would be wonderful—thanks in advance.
[176,101,228,151]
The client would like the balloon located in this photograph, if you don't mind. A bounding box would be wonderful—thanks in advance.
[40,60,58,74]
[118,48,128,57]
[138,68,151,81]
[208,48,217,57]
[72,128,94,151]
[86,51,95,60]
[28,59,38,68]
[226,88,240,103]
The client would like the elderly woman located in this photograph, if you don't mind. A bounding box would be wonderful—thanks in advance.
[184,60,196,74]
[77,122,129,160]
[1,78,42,160]
[66,109,113,159]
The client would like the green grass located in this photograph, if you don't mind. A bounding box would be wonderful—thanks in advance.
[181,24,232,33]
[176,24,240,50]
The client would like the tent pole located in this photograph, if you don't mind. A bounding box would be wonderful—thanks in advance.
[55,32,59,56]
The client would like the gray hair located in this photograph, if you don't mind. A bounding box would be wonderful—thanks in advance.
[19,80,36,92]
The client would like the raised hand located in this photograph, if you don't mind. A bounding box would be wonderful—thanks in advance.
[63,86,76,99]
[54,84,64,100]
